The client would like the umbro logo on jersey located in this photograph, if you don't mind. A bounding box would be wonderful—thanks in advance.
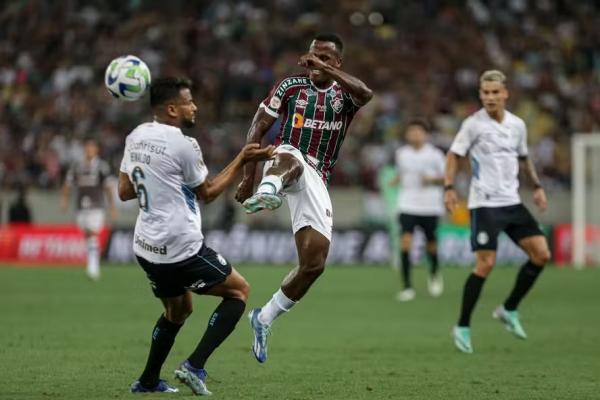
[296,99,308,108]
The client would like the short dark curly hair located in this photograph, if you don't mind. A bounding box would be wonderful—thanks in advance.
[150,77,192,108]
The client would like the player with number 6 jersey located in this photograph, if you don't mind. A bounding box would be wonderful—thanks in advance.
[118,77,273,395]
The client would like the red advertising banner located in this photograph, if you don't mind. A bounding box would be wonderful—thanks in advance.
[553,223,600,266]
[0,224,110,265]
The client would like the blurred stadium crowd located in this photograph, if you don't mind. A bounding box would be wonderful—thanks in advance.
[1,0,598,191]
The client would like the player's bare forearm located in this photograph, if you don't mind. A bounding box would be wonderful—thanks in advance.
[242,108,277,181]
[519,157,542,188]
[444,152,460,186]
[321,65,373,106]
[201,144,274,203]
[60,184,71,210]
[198,156,244,203]
[118,172,136,201]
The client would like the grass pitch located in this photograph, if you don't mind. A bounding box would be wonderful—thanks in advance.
[1,264,599,400]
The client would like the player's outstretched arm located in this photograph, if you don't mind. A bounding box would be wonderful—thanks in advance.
[299,54,373,106]
[118,172,137,201]
[443,152,460,214]
[235,108,277,203]
[199,144,275,204]
[519,156,547,212]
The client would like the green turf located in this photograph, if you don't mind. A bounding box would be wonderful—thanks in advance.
[1,265,599,400]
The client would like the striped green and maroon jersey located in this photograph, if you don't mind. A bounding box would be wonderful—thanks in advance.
[260,74,363,185]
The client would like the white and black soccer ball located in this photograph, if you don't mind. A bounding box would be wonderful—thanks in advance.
[104,55,151,101]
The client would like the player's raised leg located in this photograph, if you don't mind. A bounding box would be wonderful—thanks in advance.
[131,293,192,393]
[243,153,303,214]
[494,235,550,339]
[453,250,495,353]
[396,229,416,302]
[249,226,329,363]
[175,268,249,395]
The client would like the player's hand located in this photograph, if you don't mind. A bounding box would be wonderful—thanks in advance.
[240,144,275,163]
[533,187,548,212]
[298,54,329,71]
[235,177,254,203]
[444,189,458,214]
[422,176,433,186]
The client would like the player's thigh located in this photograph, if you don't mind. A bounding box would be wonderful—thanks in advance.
[505,205,546,249]
[295,226,330,274]
[178,245,233,295]
[204,267,250,301]
[137,255,187,299]
[473,250,497,277]
[420,216,439,243]
[77,209,105,236]
[264,145,304,186]
[518,235,551,266]
[286,161,333,243]
[470,207,502,251]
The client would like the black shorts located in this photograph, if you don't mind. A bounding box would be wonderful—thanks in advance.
[136,244,232,298]
[399,213,439,242]
[470,204,544,251]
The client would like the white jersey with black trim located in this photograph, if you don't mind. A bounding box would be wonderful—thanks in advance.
[450,108,528,209]
[120,121,208,263]
[395,143,445,216]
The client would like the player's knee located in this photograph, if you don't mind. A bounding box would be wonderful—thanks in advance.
[531,248,551,266]
[299,258,326,280]
[400,236,412,250]
[474,259,495,277]
[165,304,194,324]
[235,279,251,302]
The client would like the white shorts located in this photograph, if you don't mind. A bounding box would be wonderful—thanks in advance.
[76,209,105,234]
[264,144,333,241]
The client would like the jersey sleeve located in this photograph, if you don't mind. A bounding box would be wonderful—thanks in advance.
[517,120,529,157]
[178,136,208,188]
[450,117,475,157]
[259,78,290,118]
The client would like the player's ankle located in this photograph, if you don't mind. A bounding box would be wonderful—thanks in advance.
[257,175,283,195]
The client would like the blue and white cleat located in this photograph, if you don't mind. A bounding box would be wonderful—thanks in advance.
[453,326,473,354]
[130,379,179,393]
[174,360,212,396]
[493,306,528,339]
[248,308,270,363]
[243,193,283,214]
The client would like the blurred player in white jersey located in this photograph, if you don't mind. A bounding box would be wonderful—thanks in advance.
[60,138,116,280]
[392,119,445,302]
[119,78,273,394]
[445,70,551,353]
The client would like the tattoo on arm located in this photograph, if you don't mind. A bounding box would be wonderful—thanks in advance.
[520,156,542,188]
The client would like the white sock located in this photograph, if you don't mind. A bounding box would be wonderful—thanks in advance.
[256,175,283,195]
[258,288,296,326]
[86,236,100,279]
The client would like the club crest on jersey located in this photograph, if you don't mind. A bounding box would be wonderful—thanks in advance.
[216,253,228,266]
[331,96,343,113]
[270,96,281,110]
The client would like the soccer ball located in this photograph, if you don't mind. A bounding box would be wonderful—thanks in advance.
[104,55,151,101]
